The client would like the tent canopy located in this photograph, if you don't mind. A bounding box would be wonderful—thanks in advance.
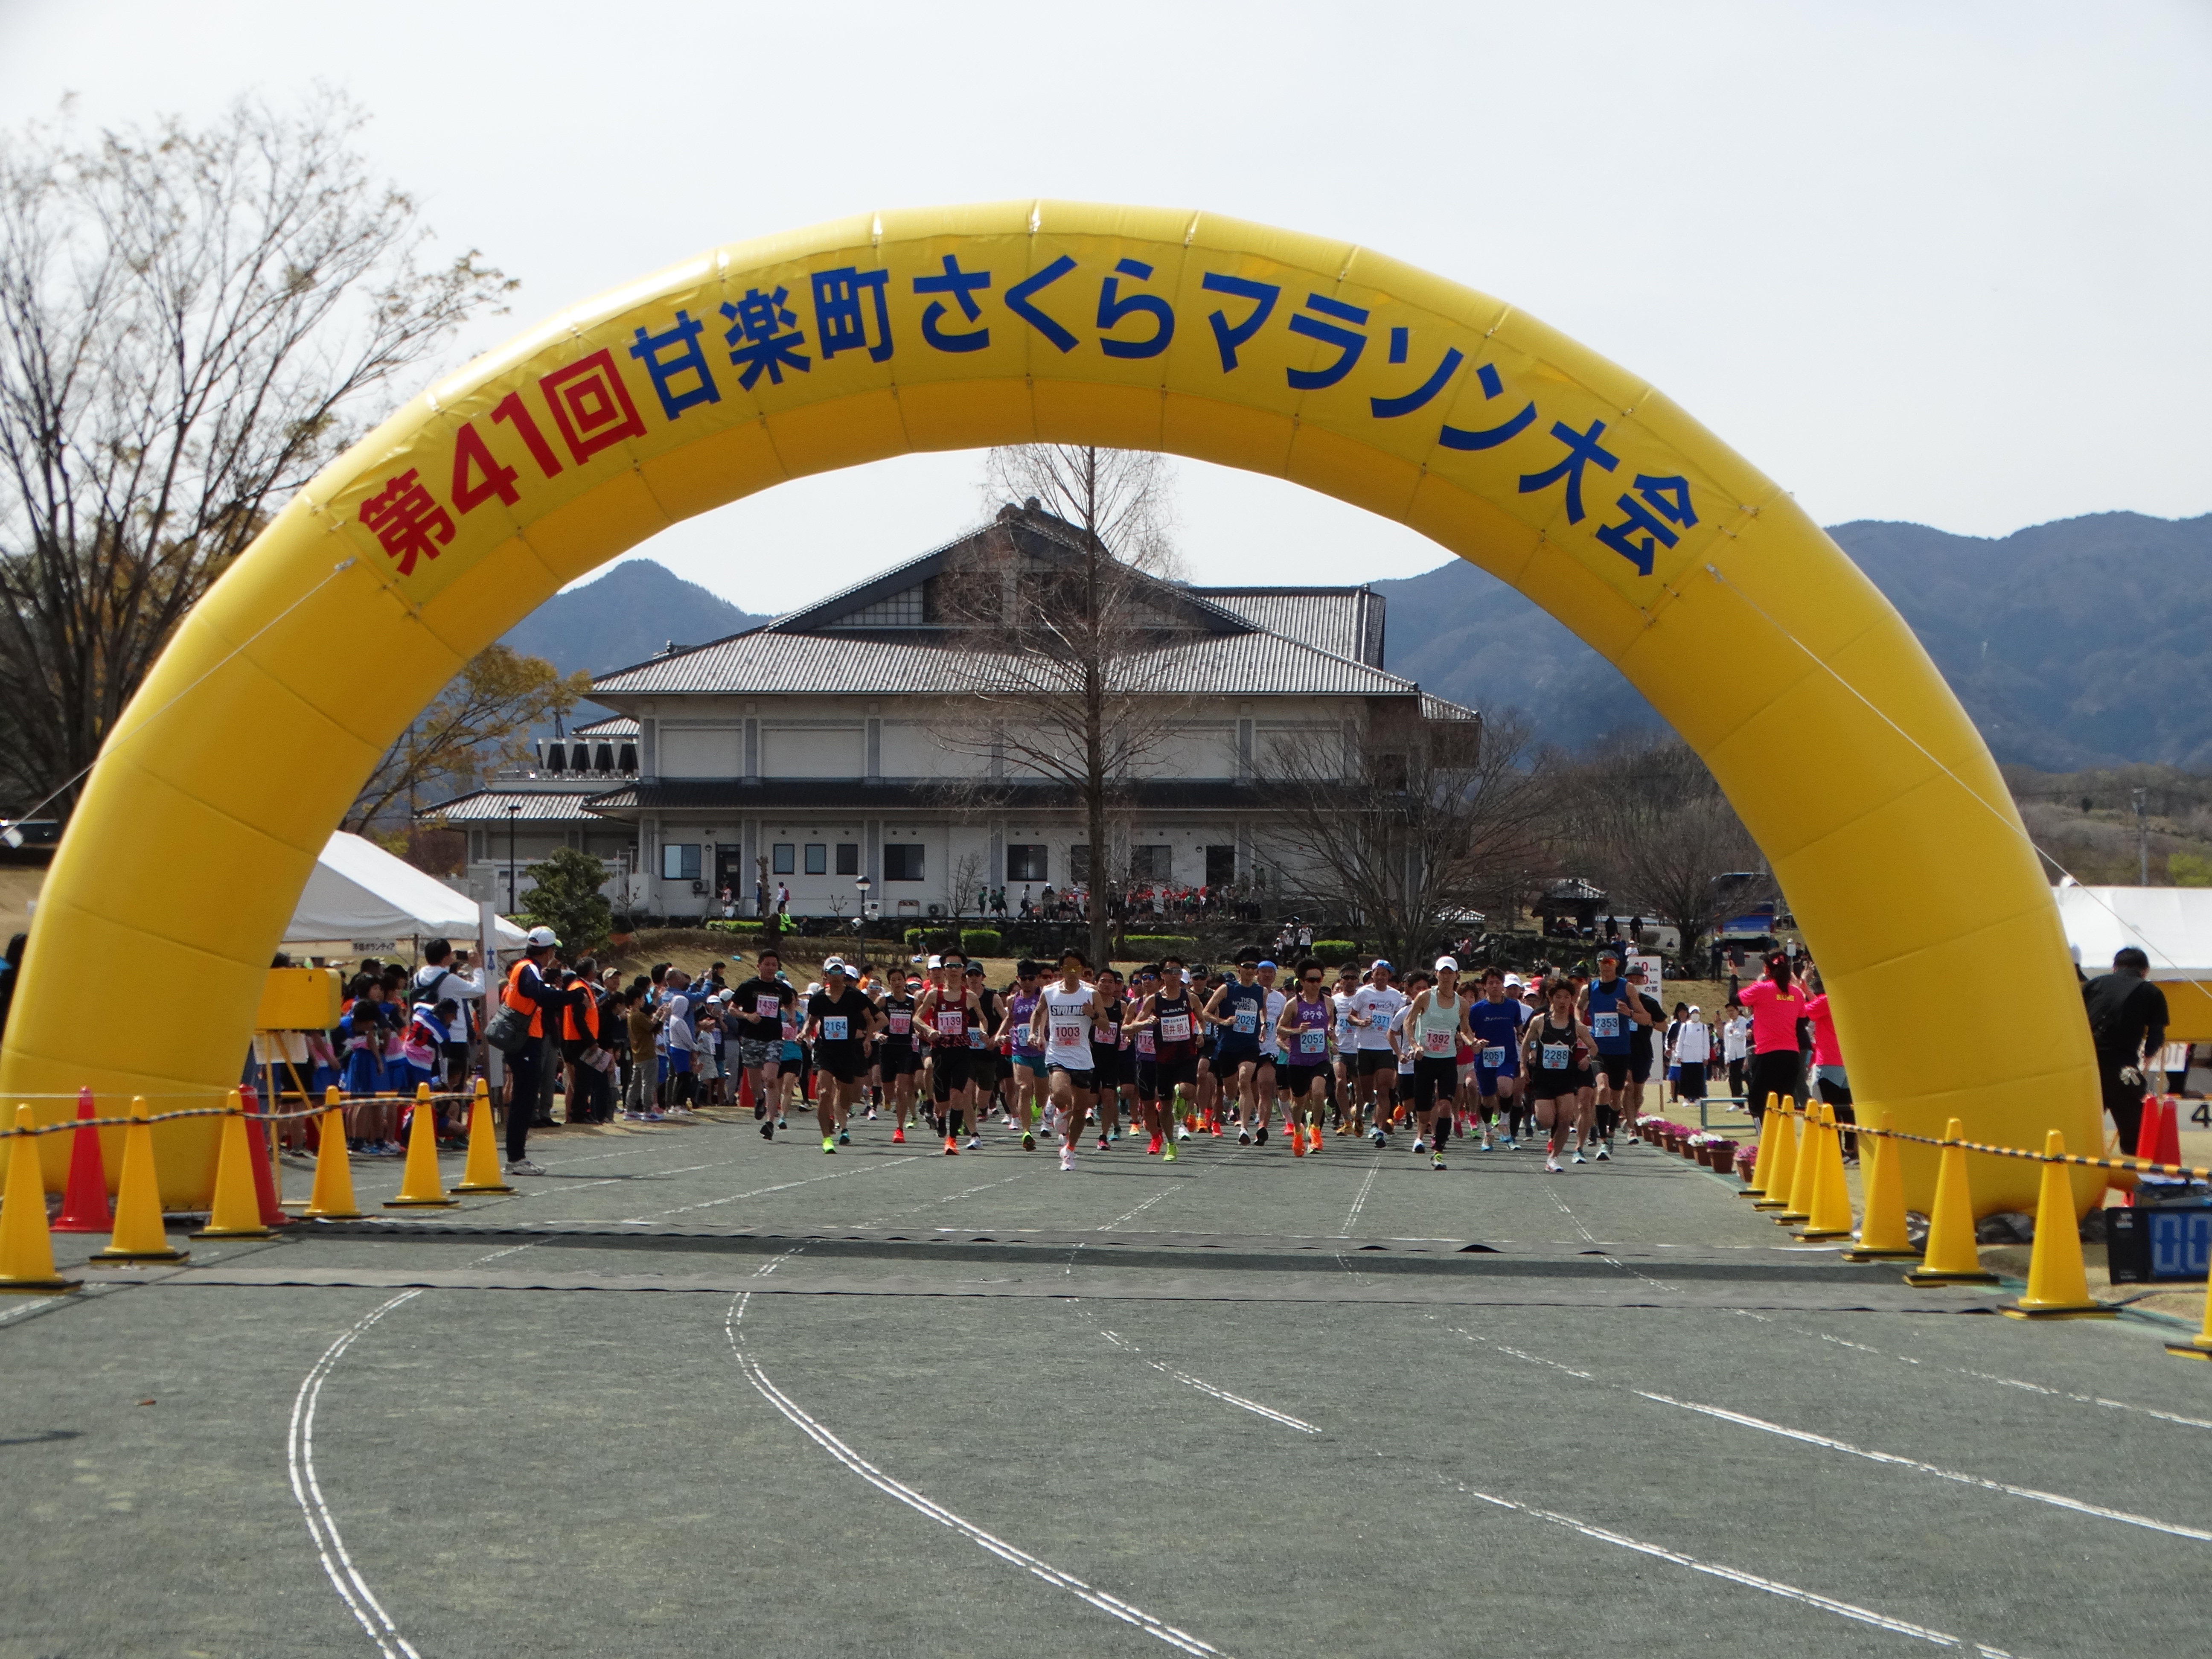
[2053,881,2212,979]
[285,831,526,949]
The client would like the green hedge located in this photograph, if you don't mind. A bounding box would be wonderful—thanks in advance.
[1121,934,1199,955]
[702,919,765,936]
[1313,940,1358,960]
[960,928,1003,955]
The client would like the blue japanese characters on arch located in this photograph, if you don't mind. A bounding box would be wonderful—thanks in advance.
[357,252,1700,587]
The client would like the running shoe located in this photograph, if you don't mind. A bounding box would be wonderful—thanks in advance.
[1096,1134,1109,1151]
[865,1108,877,1121]
[1544,1155,1563,1173]
[944,1136,959,1155]
[1292,1130,1306,1158]
[823,1135,836,1154]
[1022,1130,1036,1151]
[1413,1138,1427,1154]
[1432,1151,1446,1172]
[891,1127,905,1144]
[760,1120,774,1140]
[775,1117,788,1129]
[966,1135,982,1150]
[1255,1125,1268,1146]
[1060,1146,1076,1171]
[1572,1149,1587,1165]
[754,1103,767,1120]
[1162,1138,1178,1161]
[837,1129,851,1146]
[1147,1133,1163,1155]
[1500,1136,1517,1150]
[1239,1128,1252,1145]
[1594,1144,1610,1161]
[1307,1124,1324,1153]
[1371,1129,1387,1147]
[506,1158,545,1175]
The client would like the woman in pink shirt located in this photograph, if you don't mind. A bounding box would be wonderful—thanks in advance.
[1803,970,1854,1158]
[1734,952,1810,1125]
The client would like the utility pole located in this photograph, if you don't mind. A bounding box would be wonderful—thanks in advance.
[2132,787,2150,885]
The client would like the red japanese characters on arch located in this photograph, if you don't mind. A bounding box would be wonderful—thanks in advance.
[356,469,455,576]
[538,348,646,466]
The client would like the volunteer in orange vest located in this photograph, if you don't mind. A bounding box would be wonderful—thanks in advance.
[501,926,581,1175]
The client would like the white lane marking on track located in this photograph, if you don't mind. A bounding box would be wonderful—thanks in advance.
[1777,1318,2212,1435]
[627,1155,917,1222]
[835,1168,1039,1229]
[1337,1154,1380,1236]
[1536,1179,1679,1293]
[288,1291,425,1659]
[1449,1479,2014,1656]
[1455,1321,2212,1545]
[1095,1328,1319,1433]
[473,1242,540,1264]
[727,1285,1234,1656]
[1636,1389,2212,1545]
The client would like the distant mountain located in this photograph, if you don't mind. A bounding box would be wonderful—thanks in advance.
[501,559,768,680]
[1376,511,2212,766]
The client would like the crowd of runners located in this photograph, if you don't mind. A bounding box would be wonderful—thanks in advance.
[544,940,1728,1179]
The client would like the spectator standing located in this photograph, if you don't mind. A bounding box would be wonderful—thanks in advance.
[2082,946,2168,1155]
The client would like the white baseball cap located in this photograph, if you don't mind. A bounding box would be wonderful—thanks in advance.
[525,926,559,949]
[823,956,848,975]
[1434,956,1458,973]
[926,954,945,969]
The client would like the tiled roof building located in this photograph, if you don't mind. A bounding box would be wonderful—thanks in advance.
[427,504,1477,921]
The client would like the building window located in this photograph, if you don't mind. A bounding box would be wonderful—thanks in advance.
[804,842,827,875]
[1371,751,1408,791]
[835,842,859,876]
[1006,844,1047,882]
[661,843,700,881]
[885,843,925,882]
[1206,845,1237,887]
[1130,844,1173,882]
[771,842,795,875]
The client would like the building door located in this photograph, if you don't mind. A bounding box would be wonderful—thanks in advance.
[1205,845,1237,887]
[714,844,746,914]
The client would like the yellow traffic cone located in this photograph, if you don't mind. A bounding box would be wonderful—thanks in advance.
[1843,1110,1921,1261]
[1793,1104,1856,1241]
[0,1106,78,1294]
[2003,1131,2113,1320]
[2169,1268,2212,1357]
[94,1097,188,1263]
[1771,1102,1816,1225]
[454,1078,513,1194]
[192,1092,273,1239]
[303,1087,362,1220]
[1752,1097,1798,1211]
[1905,1118,1997,1286]
[383,1083,456,1209]
[1736,1092,1778,1198]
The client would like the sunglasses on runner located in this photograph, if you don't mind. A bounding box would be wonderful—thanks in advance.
[1302,974,1324,984]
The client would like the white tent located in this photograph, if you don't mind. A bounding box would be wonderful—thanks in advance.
[285,831,527,950]
[2052,880,2212,979]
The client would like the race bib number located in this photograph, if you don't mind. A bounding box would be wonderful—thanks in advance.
[1592,1012,1620,1039]
[1159,1013,1191,1042]
[755,994,781,1020]
[1481,1045,1506,1069]
[1233,1006,1258,1034]
[1136,1030,1156,1057]
[1298,1028,1327,1055]
[967,1025,987,1048]
[1420,1028,1453,1056]
[888,1010,910,1035]
[1541,1042,1571,1070]
[1052,1023,1083,1049]
[821,1016,848,1042]
[935,1010,966,1036]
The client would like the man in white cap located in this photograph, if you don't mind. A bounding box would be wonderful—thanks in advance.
[1347,958,1405,1144]
[803,957,878,1153]
[497,926,581,1174]
[1403,957,1473,1171]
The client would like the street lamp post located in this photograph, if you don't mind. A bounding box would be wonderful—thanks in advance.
[507,803,521,912]
[855,875,873,939]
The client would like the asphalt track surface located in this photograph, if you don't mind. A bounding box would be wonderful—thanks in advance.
[5,1109,2210,1658]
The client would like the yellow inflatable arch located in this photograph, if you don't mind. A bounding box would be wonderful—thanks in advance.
[0,201,2095,1215]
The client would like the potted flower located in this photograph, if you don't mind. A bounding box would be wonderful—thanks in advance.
[1733,1145,1759,1181]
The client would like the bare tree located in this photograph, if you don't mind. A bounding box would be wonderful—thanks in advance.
[946,847,988,938]
[1263,709,1554,967]
[0,99,512,815]
[1556,731,1761,957]
[931,447,1191,970]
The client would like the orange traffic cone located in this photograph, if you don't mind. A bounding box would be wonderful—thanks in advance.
[302,1087,362,1220]
[52,1087,114,1233]
[1905,1118,1997,1286]
[0,1106,78,1294]
[238,1084,289,1228]
[1842,1111,1921,1261]
[193,1091,274,1239]
[454,1077,513,1194]
[1752,1098,1798,1211]
[2002,1131,2112,1320]
[1738,1093,1780,1199]
[384,1083,457,1208]
[2152,1096,2184,1170]
[93,1097,187,1264]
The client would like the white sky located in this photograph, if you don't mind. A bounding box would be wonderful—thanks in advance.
[4,0,2207,615]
